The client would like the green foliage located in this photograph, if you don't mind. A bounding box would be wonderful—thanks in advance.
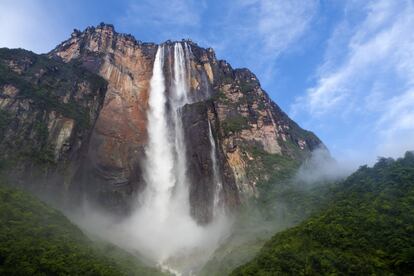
[221,75,234,84]
[221,115,250,136]
[245,146,318,222]
[0,110,12,140]
[0,48,106,129]
[213,89,230,104]
[249,146,299,179]
[236,81,258,109]
[16,83,91,129]
[27,146,56,166]
[19,121,56,166]
[34,121,49,143]
[257,101,266,110]
[232,152,414,275]
[239,81,256,94]
[237,94,254,107]
[0,183,165,276]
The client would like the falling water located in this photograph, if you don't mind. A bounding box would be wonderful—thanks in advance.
[208,120,223,215]
[170,42,191,208]
[141,42,191,219]
[142,45,176,222]
[83,43,231,275]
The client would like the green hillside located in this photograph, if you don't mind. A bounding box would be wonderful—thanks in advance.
[0,183,165,276]
[200,149,334,276]
[232,151,414,275]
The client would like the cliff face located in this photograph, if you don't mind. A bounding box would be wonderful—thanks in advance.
[0,48,106,205]
[50,25,157,213]
[0,23,324,223]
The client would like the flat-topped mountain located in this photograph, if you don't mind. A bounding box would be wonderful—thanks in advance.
[0,23,324,224]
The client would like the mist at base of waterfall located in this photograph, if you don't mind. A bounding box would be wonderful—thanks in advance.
[70,202,232,275]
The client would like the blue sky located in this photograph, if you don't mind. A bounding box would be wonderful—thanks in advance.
[1,0,414,165]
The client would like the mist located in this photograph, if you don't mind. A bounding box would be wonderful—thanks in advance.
[69,201,232,275]
[294,147,355,186]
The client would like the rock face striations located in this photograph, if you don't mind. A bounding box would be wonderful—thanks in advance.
[0,23,324,224]
[0,47,106,206]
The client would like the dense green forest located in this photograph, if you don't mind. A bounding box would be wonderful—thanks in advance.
[232,151,414,275]
[0,183,165,276]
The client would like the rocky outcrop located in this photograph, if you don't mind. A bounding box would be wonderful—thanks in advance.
[0,23,325,223]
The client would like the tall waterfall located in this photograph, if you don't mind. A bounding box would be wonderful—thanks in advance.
[140,42,191,218]
[142,45,176,222]
[132,43,197,264]
[170,43,190,208]
[87,43,231,275]
[208,120,223,215]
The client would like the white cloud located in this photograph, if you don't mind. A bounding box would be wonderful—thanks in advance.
[292,0,414,159]
[257,0,318,56]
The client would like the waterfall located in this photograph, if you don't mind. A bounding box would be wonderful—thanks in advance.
[142,45,176,222]
[99,43,231,275]
[172,42,189,104]
[141,42,190,220]
[208,120,223,215]
[129,42,200,263]
[170,42,191,208]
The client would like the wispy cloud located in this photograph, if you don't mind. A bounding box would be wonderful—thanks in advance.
[121,0,318,85]
[215,0,319,80]
[257,0,318,56]
[376,88,414,157]
[292,0,414,159]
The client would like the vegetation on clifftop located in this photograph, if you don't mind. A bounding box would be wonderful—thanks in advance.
[0,48,106,129]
